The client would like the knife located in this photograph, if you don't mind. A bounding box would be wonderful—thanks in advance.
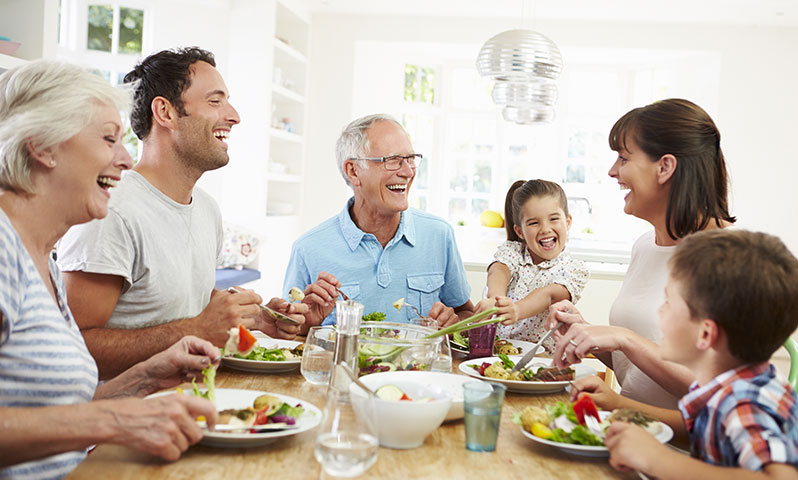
[209,423,298,432]
[510,321,563,373]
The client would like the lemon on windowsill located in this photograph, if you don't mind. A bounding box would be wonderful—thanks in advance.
[479,210,504,228]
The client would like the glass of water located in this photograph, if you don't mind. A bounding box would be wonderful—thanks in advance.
[300,326,336,386]
[463,381,506,452]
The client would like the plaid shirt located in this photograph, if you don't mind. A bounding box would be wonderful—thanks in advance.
[678,363,798,470]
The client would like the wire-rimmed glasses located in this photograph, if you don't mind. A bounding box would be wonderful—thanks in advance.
[349,153,422,171]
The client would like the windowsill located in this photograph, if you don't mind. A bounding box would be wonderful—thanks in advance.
[455,225,631,280]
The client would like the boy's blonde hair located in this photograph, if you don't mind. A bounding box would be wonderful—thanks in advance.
[670,229,798,362]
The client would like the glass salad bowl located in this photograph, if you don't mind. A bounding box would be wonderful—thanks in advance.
[358,322,448,376]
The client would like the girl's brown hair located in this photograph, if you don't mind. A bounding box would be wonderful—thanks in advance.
[504,179,569,241]
[609,98,735,240]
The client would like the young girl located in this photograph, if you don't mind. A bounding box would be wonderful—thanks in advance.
[475,179,589,353]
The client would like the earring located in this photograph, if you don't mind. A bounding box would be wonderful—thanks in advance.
[49,160,55,167]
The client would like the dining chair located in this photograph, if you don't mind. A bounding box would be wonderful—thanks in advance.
[784,338,798,390]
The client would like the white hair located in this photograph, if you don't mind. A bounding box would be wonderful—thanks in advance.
[335,113,404,187]
[0,60,132,193]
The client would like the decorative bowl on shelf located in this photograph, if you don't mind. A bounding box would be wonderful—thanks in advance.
[0,40,21,56]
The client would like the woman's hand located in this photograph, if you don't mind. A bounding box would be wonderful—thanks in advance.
[568,375,623,411]
[552,324,629,368]
[544,300,588,332]
[103,394,217,461]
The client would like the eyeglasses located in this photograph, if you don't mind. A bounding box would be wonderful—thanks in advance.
[348,154,423,171]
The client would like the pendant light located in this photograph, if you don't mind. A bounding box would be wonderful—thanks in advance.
[475,2,563,124]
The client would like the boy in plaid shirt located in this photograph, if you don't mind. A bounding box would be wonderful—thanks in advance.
[568,229,798,479]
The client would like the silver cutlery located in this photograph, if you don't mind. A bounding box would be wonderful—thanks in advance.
[510,321,563,373]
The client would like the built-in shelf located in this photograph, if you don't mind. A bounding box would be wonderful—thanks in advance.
[266,172,302,183]
[270,127,303,143]
[272,84,305,104]
[274,38,307,64]
[0,52,26,72]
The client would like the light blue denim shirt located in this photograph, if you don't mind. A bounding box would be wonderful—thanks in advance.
[282,197,471,325]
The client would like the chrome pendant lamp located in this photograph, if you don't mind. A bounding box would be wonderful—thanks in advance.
[476,4,563,124]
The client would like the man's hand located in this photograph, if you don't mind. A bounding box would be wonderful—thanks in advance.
[195,289,262,345]
[103,394,217,461]
[259,298,307,339]
[299,272,341,330]
[427,302,458,328]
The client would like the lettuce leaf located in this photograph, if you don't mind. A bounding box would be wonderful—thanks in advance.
[191,364,216,404]
[546,401,578,425]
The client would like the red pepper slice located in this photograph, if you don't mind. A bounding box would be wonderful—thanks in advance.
[572,392,600,425]
[238,324,257,353]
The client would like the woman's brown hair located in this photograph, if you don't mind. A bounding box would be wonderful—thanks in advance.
[609,98,735,240]
[504,179,569,241]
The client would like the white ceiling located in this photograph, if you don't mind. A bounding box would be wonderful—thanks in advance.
[308,0,798,27]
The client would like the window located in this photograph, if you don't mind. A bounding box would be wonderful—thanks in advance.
[353,43,721,252]
[58,0,149,160]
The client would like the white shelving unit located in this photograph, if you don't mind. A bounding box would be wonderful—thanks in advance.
[0,52,26,73]
[267,0,309,220]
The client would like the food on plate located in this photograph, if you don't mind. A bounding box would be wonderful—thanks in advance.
[216,393,305,432]
[191,365,217,404]
[358,342,427,375]
[470,354,574,382]
[514,394,664,446]
[230,343,304,362]
[223,325,258,357]
[493,339,521,355]
[374,384,431,402]
[289,286,305,302]
[362,311,387,322]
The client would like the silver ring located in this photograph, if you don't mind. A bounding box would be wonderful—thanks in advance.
[569,339,578,347]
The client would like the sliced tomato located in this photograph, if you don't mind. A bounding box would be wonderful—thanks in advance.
[400,393,411,401]
[238,324,257,353]
[254,409,269,426]
[573,392,600,425]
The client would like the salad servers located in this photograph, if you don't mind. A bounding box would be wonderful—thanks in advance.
[510,321,563,373]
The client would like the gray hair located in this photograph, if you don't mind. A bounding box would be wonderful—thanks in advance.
[335,113,404,187]
[0,60,131,193]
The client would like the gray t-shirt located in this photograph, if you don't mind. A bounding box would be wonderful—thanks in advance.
[57,170,223,329]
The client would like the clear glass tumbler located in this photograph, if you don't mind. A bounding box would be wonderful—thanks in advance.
[300,325,336,386]
[463,381,506,452]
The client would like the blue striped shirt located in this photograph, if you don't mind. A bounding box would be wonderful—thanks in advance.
[0,210,98,480]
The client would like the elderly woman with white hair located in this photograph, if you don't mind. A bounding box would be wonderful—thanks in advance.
[283,113,475,331]
[0,60,220,479]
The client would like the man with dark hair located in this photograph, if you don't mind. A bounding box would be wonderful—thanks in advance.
[58,47,305,379]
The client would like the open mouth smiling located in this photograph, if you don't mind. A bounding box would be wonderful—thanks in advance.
[386,184,407,193]
[213,129,230,143]
[97,176,118,190]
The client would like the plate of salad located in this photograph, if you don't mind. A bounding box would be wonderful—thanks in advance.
[450,333,540,357]
[458,355,595,393]
[514,395,673,457]
[191,388,321,448]
[222,337,303,373]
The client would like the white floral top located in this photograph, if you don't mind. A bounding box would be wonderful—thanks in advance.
[492,241,589,353]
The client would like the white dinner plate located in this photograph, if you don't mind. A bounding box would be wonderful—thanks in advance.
[458,357,595,393]
[450,338,542,357]
[358,370,471,421]
[155,388,321,448]
[222,338,302,373]
[520,411,674,457]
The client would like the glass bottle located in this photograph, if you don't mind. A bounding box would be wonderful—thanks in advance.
[314,300,378,478]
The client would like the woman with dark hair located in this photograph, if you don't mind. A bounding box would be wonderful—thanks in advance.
[548,98,735,409]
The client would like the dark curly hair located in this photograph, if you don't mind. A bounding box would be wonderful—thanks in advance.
[123,47,216,139]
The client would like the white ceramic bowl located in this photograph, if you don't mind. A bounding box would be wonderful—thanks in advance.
[359,370,468,421]
[351,376,451,449]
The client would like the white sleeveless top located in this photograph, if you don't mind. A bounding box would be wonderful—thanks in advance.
[0,210,98,479]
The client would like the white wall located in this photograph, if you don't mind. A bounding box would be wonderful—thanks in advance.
[303,14,798,256]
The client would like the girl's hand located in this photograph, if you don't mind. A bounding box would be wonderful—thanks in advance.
[474,297,497,314]
[493,296,521,325]
[568,375,622,411]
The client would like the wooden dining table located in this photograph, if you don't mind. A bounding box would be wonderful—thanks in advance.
[67,358,638,480]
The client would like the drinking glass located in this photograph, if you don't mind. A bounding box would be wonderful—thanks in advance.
[462,381,506,452]
[300,326,336,385]
[468,322,497,359]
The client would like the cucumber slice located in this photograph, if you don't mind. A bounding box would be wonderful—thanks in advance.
[375,384,405,401]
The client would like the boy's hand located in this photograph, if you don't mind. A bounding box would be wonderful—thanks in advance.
[605,422,664,473]
[568,375,623,411]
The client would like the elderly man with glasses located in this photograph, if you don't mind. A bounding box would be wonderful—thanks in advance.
[283,114,475,331]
